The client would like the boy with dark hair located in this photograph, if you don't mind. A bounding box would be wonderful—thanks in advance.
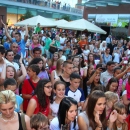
[4,78,23,112]
[65,72,85,112]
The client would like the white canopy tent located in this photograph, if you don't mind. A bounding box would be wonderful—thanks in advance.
[57,18,107,34]
[54,19,68,26]
[14,15,56,27]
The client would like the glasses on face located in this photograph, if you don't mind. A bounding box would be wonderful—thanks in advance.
[39,125,49,130]
[12,46,18,48]
[44,86,52,89]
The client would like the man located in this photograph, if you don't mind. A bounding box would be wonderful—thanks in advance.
[106,35,112,45]
[55,61,73,88]
[1,19,28,56]
[102,48,112,65]
[44,33,52,59]
[35,23,41,34]
[59,33,66,50]
[100,61,115,87]
[107,39,117,55]
[10,43,21,65]
[78,34,88,49]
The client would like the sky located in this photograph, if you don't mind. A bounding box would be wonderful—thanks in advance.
[60,0,78,7]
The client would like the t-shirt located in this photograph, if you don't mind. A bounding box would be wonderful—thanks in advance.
[22,79,38,111]
[12,38,26,56]
[45,38,52,50]
[50,101,59,117]
[65,87,85,103]
[78,40,88,49]
[15,95,23,112]
[50,117,79,130]
[35,27,41,34]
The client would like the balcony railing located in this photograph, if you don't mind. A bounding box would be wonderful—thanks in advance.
[7,0,83,15]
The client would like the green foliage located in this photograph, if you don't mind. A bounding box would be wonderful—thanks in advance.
[61,15,71,21]
[19,10,33,21]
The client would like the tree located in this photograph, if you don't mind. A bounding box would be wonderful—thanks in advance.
[19,10,33,21]
[61,15,71,21]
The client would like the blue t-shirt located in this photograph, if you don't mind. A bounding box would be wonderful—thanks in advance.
[3,42,10,50]
[12,38,26,56]
[65,87,85,103]
[15,95,23,112]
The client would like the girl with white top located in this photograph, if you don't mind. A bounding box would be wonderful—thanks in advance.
[51,59,64,85]
[50,97,78,130]
[48,81,66,120]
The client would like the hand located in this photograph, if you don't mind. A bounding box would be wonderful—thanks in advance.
[19,53,23,64]
[109,110,117,123]
[95,111,102,127]
[96,68,102,74]
[125,66,130,73]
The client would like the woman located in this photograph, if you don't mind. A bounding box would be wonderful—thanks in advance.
[27,57,49,80]
[48,52,59,74]
[26,79,53,117]
[105,91,118,120]
[78,90,117,130]
[78,90,106,130]
[51,59,63,85]
[50,97,78,130]
[87,53,96,68]
[108,101,127,130]
[106,78,119,93]
[0,90,31,130]
[0,56,27,94]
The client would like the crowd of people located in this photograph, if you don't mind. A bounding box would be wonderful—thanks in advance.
[0,20,130,130]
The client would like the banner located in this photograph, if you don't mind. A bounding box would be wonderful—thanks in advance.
[96,14,118,24]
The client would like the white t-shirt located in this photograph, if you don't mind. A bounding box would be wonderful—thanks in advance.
[50,117,79,130]
[50,101,59,117]
[20,31,25,39]
[83,50,90,60]
[60,37,66,44]
[60,55,66,61]
[122,90,127,96]
[5,59,19,72]
[113,53,120,63]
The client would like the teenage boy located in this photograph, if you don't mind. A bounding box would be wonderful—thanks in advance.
[4,78,23,112]
[65,72,85,112]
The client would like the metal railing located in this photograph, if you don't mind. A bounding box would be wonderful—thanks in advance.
[7,0,83,14]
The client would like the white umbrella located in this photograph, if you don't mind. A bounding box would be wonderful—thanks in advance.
[54,19,68,26]
[15,15,56,27]
[57,18,106,34]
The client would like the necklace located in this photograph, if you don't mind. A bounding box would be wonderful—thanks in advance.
[0,112,16,122]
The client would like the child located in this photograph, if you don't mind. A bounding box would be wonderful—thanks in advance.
[29,35,42,58]
[49,81,66,120]
[65,72,85,113]
[4,78,23,112]
[30,113,49,130]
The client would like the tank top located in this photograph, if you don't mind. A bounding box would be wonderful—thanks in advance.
[31,95,50,116]
[18,112,23,130]
[59,76,70,88]
[79,111,92,130]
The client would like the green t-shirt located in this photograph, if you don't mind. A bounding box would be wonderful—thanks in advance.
[35,27,41,34]
[54,40,60,48]
[45,38,52,50]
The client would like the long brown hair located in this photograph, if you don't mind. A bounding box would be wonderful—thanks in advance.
[86,90,106,129]
[113,102,128,130]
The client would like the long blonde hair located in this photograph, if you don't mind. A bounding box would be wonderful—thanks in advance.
[113,102,128,130]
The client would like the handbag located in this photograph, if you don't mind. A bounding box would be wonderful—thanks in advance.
[49,41,58,53]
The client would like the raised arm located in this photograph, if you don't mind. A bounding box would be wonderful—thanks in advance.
[17,54,27,85]
[24,25,28,42]
[1,19,12,42]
